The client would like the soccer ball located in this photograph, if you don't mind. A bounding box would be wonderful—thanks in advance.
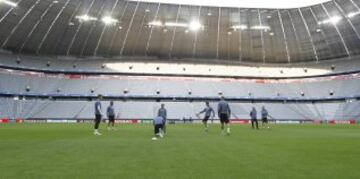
[151,137,157,140]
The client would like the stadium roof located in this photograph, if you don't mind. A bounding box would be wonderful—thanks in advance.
[128,0,333,9]
[0,0,359,64]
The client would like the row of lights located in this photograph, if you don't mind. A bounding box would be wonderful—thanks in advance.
[149,21,272,33]
[12,95,356,104]
[318,11,360,25]
[73,7,270,33]
[245,91,336,97]
[231,25,271,31]
[15,59,338,73]
[70,12,360,34]
[23,85,337,97]
[148,20,203,31]
[75,14,119,25]
[0,0,18,7]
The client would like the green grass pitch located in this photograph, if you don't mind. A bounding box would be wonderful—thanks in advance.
[0,123,359,179]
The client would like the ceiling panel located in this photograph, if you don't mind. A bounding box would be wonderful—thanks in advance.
[0,0,359,64]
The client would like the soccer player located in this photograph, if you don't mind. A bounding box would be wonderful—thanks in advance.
[261,106,270,129]
[217,96,231,136]
[158,104,167,133]
[153,115,164,138]
[197,101,215,133]
[94,94,103,135]
[250,107,259,130]
[107,101,116,130]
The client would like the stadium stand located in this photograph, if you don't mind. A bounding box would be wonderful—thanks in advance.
[0,60,359,121]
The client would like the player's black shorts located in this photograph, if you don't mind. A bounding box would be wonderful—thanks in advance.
[95,114,102,122]
[108,115,115,122]
[154,124,164,134]
[203,116,210,122]
[262,117,268,123]
[219,113,229,124]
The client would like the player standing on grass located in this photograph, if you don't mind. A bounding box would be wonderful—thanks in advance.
[94,94,103,135]
[197,101,215,133]
[107,101,116,131]
[217,96,231,136]
[250,107,259,130]
[261,106,270,129]
[158,104,167,133]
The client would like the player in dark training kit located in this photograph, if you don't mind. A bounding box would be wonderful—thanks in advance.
[217,96,231,136]
[197,101,215,133]
[94,95,103,135]
[261,106,270,129]
[107,101,116,131]
[250,107,259,130]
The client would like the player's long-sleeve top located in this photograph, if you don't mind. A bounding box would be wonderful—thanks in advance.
[107,106,115,117]
[217,101,231,116]
[153,116,164,125]
[95,101,102,115]
[261,109,268,119]
[158,108,167,120]
[199,107,215,117]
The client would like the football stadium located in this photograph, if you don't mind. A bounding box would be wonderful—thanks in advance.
[0,0,360,178]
